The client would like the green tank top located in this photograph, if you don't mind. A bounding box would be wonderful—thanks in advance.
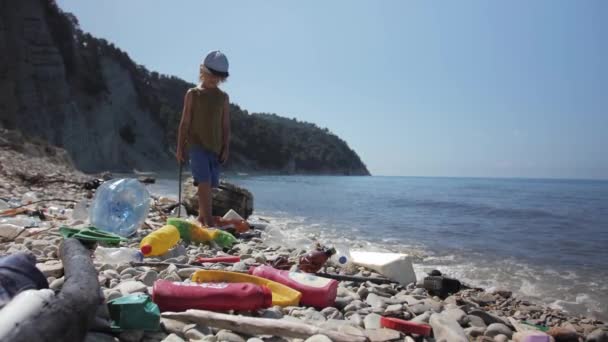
[187,87,226,154]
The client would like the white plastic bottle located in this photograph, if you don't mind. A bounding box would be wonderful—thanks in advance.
[94,247,143,264]
[331,244,353,268]
[0,289,55,339]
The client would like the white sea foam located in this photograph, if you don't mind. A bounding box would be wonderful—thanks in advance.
[252,212,608,320]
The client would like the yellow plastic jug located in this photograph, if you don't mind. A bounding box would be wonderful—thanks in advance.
[166,218,218,243]
[191,270,301,307]
[140,225,180,257]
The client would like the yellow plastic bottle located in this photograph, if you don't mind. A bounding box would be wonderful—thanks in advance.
[166,218,218,243]
[191,270,302,307]
[140,225,180,257]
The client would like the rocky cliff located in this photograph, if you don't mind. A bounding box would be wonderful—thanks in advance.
[0,0,370,175]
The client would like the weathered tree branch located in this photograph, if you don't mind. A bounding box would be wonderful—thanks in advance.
[5,238,102,342]
[163,310,368,342]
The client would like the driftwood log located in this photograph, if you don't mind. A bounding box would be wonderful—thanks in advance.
[5,238,101,342]
[163,309,368,342]
[315,272,397,284]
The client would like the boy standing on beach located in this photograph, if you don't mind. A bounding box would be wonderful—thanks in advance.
[176,51,230,227]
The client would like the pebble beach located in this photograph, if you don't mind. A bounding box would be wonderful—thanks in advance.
[1,141,607,342]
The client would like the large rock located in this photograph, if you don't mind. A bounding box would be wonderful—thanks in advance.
[183,178,253,218]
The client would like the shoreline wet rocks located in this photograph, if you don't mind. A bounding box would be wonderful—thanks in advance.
[1,146,607,341]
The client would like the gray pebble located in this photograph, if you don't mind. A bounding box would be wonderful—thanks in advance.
[464,326,486,339]
[231,261,249,272]
[49,277,65,290]
[430,313,467,342]
[98,264,115,272]
[184,328,205,340]
[442,308,468,326]
[140,270,159,286]
[383,304,403,316]
[343,300,365,313]
[104,290,122,302]
[364,313,382,329]
[120,267,139,276]
[586,328,608,342]
[115,280,148,295]
[333,296,354,310]
[320,307,343,320]
[118,330,144,342]
[466,314,487,328]
[349,313,364,327]
[365,293,386,308]
[364,328,401,342]
[260,307,284,319]
[163,272,181,282]
[161,334,184,342]
[176,268,199,279]
[215,330,246,342]
[493,334,509,342]
[102,269,120,279]
[160,318,187,336]
[412,288,426,296]
[304,335,332,342]
[484,323,513,338]
[357,286,369,300]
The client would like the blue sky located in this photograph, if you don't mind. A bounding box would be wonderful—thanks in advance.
[57,0,607,179]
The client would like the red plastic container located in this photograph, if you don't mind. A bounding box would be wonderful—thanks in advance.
[249,265,338,308]
[195,256,241,264]
[152,280,272,312]
[380,316,432,336]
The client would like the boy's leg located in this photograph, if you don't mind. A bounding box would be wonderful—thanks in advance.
[197,181,213,226]
[190,146,216,226]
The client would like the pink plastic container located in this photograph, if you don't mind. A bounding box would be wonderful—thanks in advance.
[249,265,338,308]
[523,335,551,342]
[152,280,272,312]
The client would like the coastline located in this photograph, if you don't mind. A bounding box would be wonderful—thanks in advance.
[1,146,606,341]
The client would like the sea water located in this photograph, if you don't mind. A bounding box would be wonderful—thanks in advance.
[148,175,608,320]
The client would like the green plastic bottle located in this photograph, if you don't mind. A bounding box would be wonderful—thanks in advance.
[213,230,238,248]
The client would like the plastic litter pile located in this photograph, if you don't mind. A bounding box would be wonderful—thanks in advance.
[0,177,605,342]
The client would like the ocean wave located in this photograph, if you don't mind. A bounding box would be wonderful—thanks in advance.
[255,212,607,321]
[390,198,569,221]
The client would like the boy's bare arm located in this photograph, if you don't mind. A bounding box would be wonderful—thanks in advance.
[176,90,193,161]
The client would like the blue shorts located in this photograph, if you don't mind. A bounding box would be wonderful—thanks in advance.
[189,146,220,188]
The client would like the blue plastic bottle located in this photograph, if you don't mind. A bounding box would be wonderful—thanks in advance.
[89,178,151,237]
